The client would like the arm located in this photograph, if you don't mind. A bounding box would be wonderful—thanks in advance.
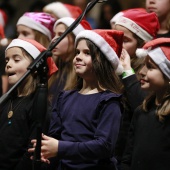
[120,49,147,111]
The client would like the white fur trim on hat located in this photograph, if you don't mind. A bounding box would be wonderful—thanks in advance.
[53,17,84,36]
[148,47,170,79]
[115,16,153,41]
[17,16,51,40]
[76,30,120,70]
[43,2,71,18]
[110,12,124,24]
[6,39,40,59]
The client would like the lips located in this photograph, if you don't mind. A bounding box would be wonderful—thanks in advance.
[140,79,148,84]
[147,7,156,12]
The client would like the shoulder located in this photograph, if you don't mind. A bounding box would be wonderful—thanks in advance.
[99,90,122,103]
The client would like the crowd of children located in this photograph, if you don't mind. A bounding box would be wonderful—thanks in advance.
[0,0,170,170]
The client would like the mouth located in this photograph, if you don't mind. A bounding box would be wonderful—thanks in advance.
[140,79,148,85]
[147,7,156,12]
[7,72,15,77]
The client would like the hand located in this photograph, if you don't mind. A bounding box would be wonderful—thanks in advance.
[120,49,132,70]
[28,134,59,163]
[41,134,59,159]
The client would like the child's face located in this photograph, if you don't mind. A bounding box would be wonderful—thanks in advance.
[17,25,35,40]
[5,47,32,85]
[114,25,138,58]
[146,0,170,18]
[73,39,95,80]
[139,56,168,92]
[52,23,74,62]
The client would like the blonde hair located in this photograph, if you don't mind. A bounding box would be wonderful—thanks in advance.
[34,30,51,48]
[17,49,38,96]
[142,80,170,122]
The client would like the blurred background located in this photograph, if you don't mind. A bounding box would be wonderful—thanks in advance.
[0,0,145,39]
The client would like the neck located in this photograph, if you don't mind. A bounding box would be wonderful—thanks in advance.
[79,79,104,94]
[158,16,169,34]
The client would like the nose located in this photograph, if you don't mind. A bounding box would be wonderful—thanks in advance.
[18,34,25,39]
[139,65,148,77]
[6,59,12,69]
[147,0,155,4]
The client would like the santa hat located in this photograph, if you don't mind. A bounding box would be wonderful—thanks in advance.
[0,24,8,46]
[75,29,124,74]
[110,8,146,24]
[17,12,56,40]
[6,38,58,77]
[53,17,92,36]
[136,38,170,79]
[0,9,8,27]
[43,2,82,19]
[115,9,159,42]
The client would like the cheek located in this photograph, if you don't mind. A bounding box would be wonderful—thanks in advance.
[123,43,136,56]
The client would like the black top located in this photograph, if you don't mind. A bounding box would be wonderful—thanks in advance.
[0,93,50,170]
[121,102,170,170]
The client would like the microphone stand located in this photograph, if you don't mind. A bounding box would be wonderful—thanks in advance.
[0,0,107,170]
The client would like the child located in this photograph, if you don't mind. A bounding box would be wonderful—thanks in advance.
[0,38,57,170]
[110,8,146,29]
[48,17,92,106]
[145,0,170,38]
[121,38,170,170]
[112,9,160,168]
[114,9,160,75]
[29,29,124,170]
[16,12,56,48]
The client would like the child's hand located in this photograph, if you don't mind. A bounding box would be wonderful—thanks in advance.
[28,134,58,162]
[120,49,132,70]
[41,134,59,159]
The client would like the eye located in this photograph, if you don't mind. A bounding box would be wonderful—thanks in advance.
[84,50,90,55]
[75,49,80,56]
[5,58,9,64]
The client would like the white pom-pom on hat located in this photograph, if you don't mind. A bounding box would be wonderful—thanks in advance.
[136,48,149,58]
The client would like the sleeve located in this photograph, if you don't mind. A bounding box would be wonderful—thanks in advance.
[122,74,147,112]
[121,108,138,170]
[48,91,64,139]
[57,98,122,161]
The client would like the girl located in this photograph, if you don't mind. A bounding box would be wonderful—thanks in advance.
[112,9,160,168]
[121,38,170,170]
[0,38,57,170]
[48,17,92,106]
[114,9,160,75]
[16,12,56,48]
[29,29,124,170]
[145,0,170,38]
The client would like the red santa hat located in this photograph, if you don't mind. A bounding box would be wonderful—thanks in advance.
[53,17,92,36]
[43,2,82,19]
[110,8,146,24]
[6,38,58,77]
[17,12,56,40]
[136,38,170,79]
[115,9,160,42]
[75,29,124,74]
[0,24,8,46]
[0,9,8,27]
